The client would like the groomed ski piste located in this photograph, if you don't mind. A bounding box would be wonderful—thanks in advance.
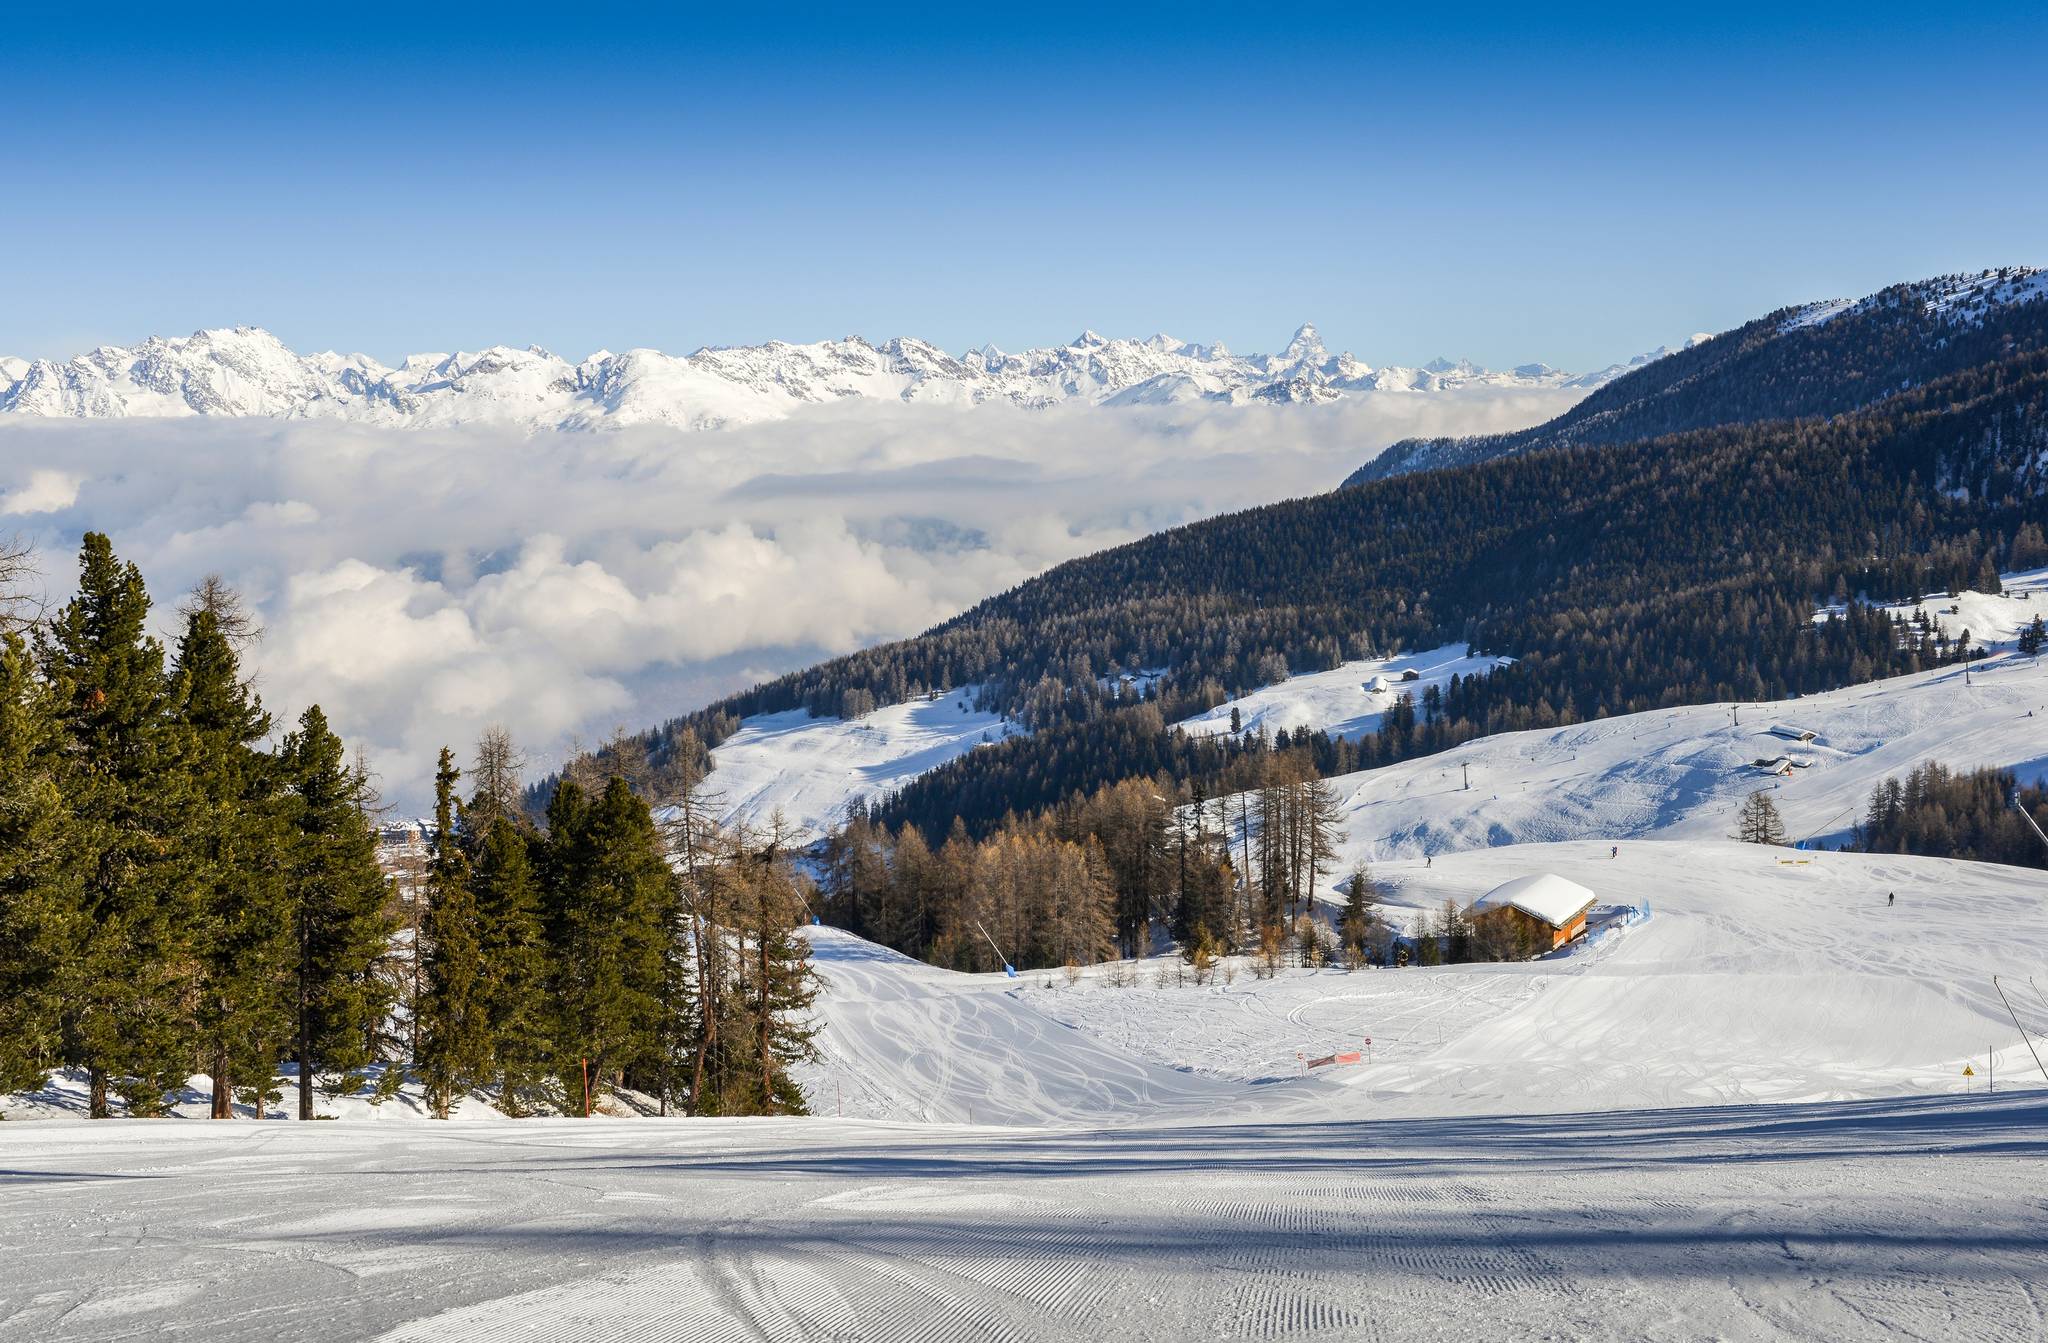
[705,684,1022,840]
[8,646,2048,1338]
[1175,643,1511,744]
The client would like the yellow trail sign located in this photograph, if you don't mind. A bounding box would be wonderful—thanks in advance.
[1963,1064,1976,1077]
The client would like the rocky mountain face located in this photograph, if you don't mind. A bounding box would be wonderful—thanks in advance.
[0,321,1643,432]
[1345,267,2048,486]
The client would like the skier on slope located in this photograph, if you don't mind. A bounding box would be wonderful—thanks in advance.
[1888,892,1895,907]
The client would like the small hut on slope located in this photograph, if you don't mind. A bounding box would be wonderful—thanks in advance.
[1469,873,1596,952]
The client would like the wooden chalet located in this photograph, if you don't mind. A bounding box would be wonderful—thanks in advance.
[1469,873,1597,951]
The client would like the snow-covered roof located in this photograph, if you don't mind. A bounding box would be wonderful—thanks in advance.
[1471,873,1596,928]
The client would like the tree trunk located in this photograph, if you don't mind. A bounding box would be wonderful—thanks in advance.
[689,913,716,1117]
[759,893,774,1108]
[89,1065,108,1120]
[296,1033,313,1122]
[211,1045,231,1119]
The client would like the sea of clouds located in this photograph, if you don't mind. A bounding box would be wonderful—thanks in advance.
[0,387,1578,810]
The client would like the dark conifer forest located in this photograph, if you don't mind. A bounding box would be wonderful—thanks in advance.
[1853,763,2048,869]
[0,536,817,1119]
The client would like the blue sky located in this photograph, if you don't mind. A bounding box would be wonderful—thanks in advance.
[5,3,2045,371]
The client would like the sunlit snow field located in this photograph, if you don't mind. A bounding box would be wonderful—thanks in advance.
[8,650,2048,1341]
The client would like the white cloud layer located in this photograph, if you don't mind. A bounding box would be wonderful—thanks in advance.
[0,387,1579,809]
[0,468,82,515]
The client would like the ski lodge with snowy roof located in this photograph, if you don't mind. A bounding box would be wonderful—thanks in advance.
[1468,873,1597,951]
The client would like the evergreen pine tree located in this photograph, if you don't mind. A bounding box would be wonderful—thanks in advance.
[36,533,193,1117]
[0,627,81,1094]
[1339,864,1379,967]
[171,603,292,1119]
[470,815,552,1111]
[418,748,492,1119]
[545,777,669,1113]
[279,705,395,1120]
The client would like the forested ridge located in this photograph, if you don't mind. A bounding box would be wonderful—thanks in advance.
[1349,267,2048,483]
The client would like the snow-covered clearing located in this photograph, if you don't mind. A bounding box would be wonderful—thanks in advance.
[1818,566,2048,650]
[1305,648,2048,863]
[707,685,1021,840]
[1175,643,1507,743]
[705,644,1512,848]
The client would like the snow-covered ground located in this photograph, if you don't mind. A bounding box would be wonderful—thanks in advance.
[0,1066,510,1124]
[1819,566,2048,650]
[706,685,1022,839]
[10,835,2047,1338]
[13,635,2048,1339]
[1300,648,2048,864]
[5,1093,2043,1342]
[1175,643,1509,743]
[798,931,1254,1127]
[796,839,2048,1123]
[1005,840,2048,1116]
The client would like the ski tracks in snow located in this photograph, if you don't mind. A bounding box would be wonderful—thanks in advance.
[9,1100,2046,1343]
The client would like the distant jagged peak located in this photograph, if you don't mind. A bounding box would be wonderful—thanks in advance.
[1282,321,1326,364]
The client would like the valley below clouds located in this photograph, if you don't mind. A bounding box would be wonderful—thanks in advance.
[0,387,1578,807]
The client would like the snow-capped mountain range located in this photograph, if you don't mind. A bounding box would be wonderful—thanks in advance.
[0,322,1663,432]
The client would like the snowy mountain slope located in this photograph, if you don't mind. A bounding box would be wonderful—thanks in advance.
[1174,643,1510,743]
[1778,265,2048,334]
[708,590,2048,861]
[798,928,1262,1125]
[705,645,1501,848]
[789,837,2048,1126]
[1016,839,2048,1117]
[0,321,1658,431]
[1823,565,2048,649]
[1348,264,2048,484]
[706,686,1022,841]
[1270,648,2048,872]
